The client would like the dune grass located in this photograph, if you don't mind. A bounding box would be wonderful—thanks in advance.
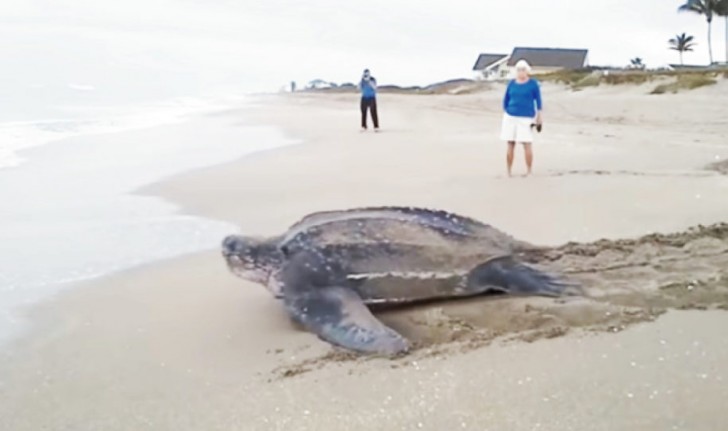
[538,69,656,90]
[571,74,602,89]
[650,73,718,94]
[602,73,653,85]
[537,70,592,85]
[539,69,724,93]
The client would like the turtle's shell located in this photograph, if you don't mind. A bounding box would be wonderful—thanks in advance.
[281,206,529,253]
[277,207,534,303]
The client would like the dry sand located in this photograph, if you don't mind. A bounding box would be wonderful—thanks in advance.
[2,80,728,430]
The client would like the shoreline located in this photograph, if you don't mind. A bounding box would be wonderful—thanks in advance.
[2,83,728,430]
[0,103,295,346]
[0,94,249,172]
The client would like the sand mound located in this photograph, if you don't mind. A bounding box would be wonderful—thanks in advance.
[706,159,728,175]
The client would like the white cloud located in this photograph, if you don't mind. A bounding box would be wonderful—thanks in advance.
[67,83,96,91]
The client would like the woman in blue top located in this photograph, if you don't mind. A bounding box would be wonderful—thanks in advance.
[500,60,543,177]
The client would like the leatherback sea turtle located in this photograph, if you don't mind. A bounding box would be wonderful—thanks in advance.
[221,206,577,355]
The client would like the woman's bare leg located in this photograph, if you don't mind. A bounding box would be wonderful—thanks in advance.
[523,142,533,176]
[506,141,516,176]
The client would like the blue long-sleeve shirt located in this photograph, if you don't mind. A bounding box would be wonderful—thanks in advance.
[503,79,542,118]
[360,77,377,98]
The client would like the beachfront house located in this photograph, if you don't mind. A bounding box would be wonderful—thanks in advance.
[665,63,727,71]
[306,79,335,89]
[507,47,589,74]
[472,53,510,80]
[473,47,589,80]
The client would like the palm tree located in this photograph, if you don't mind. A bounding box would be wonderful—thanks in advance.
[678,0,720,64]
[669,33,696,64]
[630,57,645,69]
[715,0,728,62]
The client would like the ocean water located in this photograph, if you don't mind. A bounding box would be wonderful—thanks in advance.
[0,0,320,345]
[0,99,295,344]
[0,97,231,169]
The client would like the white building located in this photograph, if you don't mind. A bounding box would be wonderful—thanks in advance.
[471,53,510,80]
[473,47,589,80]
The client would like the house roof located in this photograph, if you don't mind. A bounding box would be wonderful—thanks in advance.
[472,53,509,71]
[507,47,588,69]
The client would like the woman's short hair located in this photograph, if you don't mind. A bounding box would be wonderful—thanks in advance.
[515,60,531,73]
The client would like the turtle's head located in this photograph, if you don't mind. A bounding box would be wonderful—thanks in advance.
[221,235,283,286]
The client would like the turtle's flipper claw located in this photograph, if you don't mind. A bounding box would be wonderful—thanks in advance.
[467,256,581,298]
[285,286,409,356]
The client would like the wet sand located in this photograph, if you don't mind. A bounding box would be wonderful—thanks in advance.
[2,80,728,430]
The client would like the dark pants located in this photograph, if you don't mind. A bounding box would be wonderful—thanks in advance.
[360,97,379,129]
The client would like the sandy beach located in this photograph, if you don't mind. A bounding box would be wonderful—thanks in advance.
[2,79,728,430]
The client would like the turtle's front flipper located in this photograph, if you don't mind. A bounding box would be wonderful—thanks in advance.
[466,256,581,297]
[284,286,409,355]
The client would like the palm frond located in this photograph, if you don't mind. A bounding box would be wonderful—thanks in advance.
[713,0,728,15]
[678,0,715,21]
[668,32,698,52]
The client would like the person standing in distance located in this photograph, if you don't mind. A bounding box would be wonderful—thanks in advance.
[500,60,543,176]
[359,69,379,132]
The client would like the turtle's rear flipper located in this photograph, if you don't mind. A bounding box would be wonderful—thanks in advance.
[466,256,581,297]
[284,286,409,355]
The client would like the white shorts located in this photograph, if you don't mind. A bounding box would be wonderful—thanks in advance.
[500,113,534,143]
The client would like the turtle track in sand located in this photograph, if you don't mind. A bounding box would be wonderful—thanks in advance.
[706,159,728,175]
[272,222,728,379]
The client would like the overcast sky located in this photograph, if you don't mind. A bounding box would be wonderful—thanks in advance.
[1,0,723,98]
